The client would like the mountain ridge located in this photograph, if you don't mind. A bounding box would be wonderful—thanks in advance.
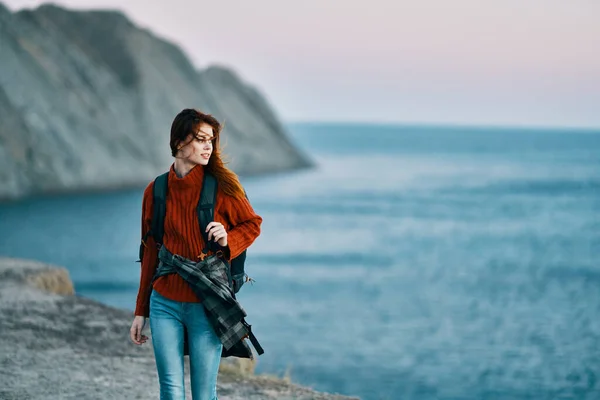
[0,2,311,201]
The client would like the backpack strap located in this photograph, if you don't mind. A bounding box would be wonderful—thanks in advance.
[198,172,218,254]
[147,171,234,256]
[152,172,169,246]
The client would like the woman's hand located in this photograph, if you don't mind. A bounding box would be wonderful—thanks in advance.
[130,316,149,345]
[206,221,228,247]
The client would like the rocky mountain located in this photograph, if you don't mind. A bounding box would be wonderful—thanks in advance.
[0,3,311,201]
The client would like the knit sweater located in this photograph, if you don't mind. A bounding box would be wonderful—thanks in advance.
[134,163,262,317]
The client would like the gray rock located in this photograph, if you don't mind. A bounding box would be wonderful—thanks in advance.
[0,4,311,201]
[0,257,359,399]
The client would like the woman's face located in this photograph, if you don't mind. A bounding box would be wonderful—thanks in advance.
[177,123,214,166]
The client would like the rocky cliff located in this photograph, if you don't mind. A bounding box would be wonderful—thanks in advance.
[0,257,358,399]
[0,3,311,201]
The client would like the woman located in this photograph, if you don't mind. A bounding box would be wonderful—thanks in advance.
[129,108,263,400]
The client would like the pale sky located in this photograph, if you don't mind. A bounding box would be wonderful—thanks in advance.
[4,0,600,128]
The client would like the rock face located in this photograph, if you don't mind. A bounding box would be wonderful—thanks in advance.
[0,3,311,201]
[0,257,358,400]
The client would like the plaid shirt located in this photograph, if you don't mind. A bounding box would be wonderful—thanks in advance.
[151,245,264,359]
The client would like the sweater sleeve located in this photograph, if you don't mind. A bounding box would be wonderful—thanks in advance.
[221,191,263,262]
[134,182,159,317]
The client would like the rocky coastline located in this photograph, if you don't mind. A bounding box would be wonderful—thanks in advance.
[0,257,358,399]
[0,3,311,201]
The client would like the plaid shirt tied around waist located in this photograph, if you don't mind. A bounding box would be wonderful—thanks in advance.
[151,245,264,359]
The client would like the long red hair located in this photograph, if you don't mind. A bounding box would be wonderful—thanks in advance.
[170,108,245,199]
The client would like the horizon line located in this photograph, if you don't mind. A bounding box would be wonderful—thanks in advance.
[284,119,600,132]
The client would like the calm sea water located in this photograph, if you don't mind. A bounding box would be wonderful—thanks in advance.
[1,123,599,400]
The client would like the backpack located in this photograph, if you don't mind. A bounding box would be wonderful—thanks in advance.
[138,171,252,294]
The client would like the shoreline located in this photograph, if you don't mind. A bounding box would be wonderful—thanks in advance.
[0,162,314,204]
[0,256,358,400]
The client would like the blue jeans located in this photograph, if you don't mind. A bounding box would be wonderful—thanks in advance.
[149,289,223,400]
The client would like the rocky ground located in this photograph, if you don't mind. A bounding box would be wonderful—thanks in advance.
[0,257,358,400]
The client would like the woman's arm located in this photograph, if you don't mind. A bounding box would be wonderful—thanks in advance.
[220,191,263,262]
[134,182,159,317]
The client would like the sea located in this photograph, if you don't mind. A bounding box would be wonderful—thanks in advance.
[1,123,599,400]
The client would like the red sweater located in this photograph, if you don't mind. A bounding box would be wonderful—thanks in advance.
[134,163,262,317]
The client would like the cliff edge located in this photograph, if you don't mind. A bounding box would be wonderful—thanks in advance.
[0,257,358,399]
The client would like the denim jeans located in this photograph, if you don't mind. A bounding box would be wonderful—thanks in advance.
[149,289,223,400]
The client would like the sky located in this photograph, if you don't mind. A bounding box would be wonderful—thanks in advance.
[4,0,600,128]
